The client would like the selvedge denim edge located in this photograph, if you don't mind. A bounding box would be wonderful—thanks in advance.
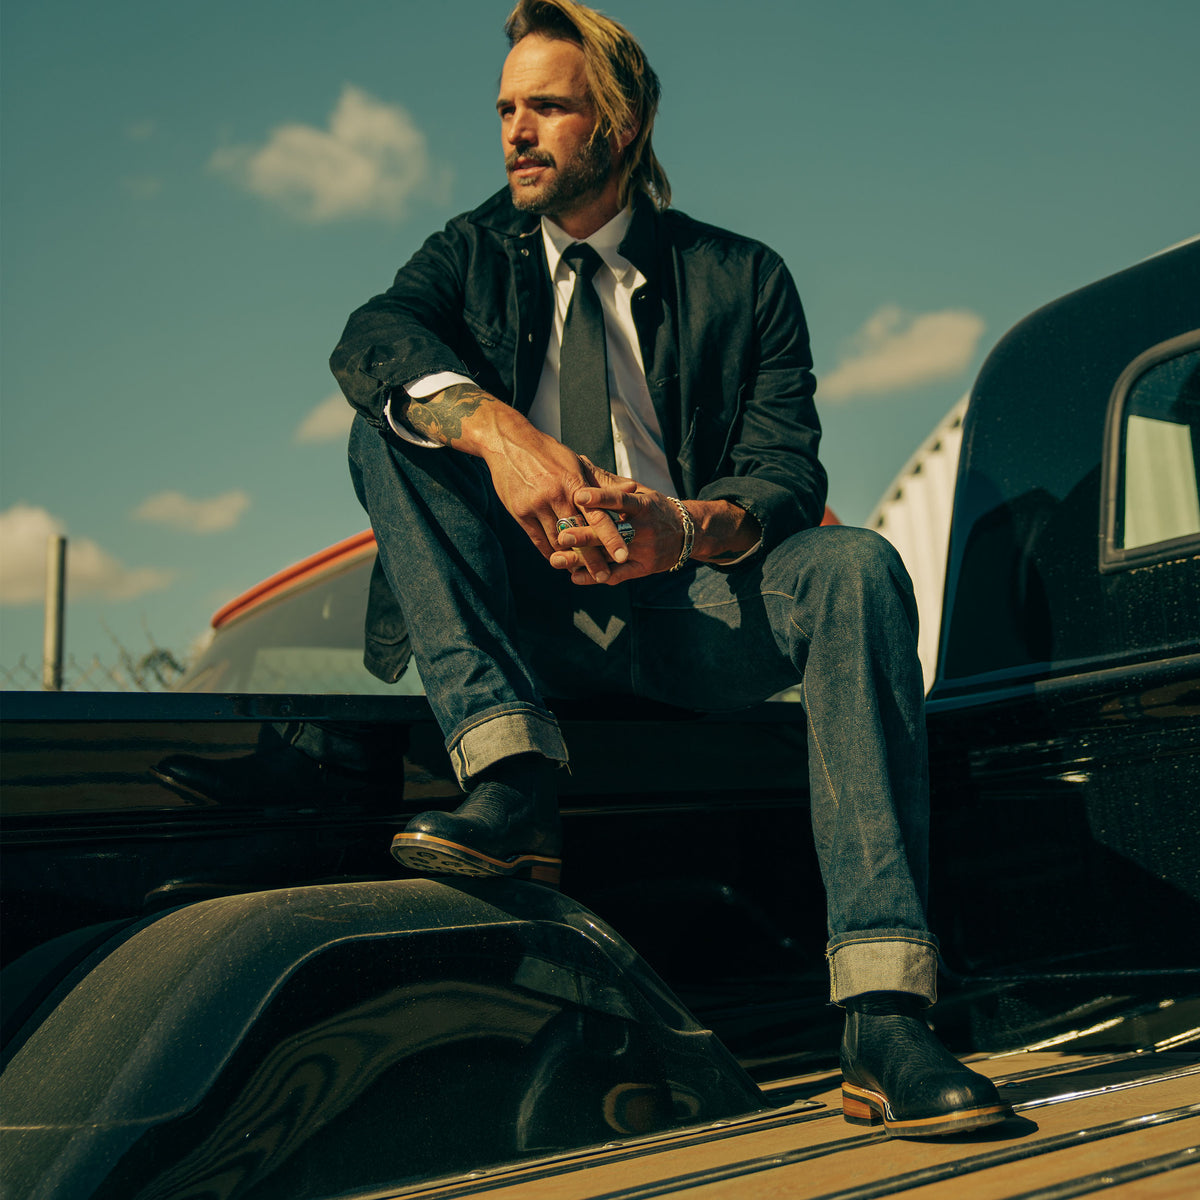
[449,703,569,788]
[827,931,940,1005]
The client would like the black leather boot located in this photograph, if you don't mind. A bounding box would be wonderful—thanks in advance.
[391,754,562,887]
[840,992,1012,1137]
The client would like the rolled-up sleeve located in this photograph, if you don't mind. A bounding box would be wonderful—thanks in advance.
[330,220,478,425]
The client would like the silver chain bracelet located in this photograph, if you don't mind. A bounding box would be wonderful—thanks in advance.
[665,496,695,572]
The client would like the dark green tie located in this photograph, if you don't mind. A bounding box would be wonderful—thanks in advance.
[559,243,616,473]
[557,242,628,648]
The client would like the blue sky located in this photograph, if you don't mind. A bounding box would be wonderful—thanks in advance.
[2,0,1197,675]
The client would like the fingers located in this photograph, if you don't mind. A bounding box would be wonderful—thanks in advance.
[550,542,614,583]
[577,457,639,494]
[543,513,605,581]
[583,508,632,563]
[555,510,630,566]
[574,485,638,556]
[506,449,638,580]
[573,482,638,510]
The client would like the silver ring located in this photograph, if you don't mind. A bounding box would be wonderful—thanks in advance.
[605,511,636,545]
[556,517,581,532]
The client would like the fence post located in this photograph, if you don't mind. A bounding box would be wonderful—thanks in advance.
[42,535,66,691]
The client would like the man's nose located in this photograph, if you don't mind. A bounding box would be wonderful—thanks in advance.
[507,106,536,145]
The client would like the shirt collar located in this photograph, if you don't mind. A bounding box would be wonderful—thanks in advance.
[541,208,640,288]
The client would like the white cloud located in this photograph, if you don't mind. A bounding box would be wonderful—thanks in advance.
[132,489,251,534]
[295,393,354,444]
[821,305,986,401]
[0,504,176,605]
[122,175,163,200]
[210,85,451,222]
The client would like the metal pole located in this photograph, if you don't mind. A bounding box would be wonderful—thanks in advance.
[42,535,66,691]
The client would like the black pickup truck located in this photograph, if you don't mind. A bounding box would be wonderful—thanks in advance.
[3,240,1198,1199]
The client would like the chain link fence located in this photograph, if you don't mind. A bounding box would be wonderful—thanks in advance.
[0,647,188,693]
[2,533,190,692]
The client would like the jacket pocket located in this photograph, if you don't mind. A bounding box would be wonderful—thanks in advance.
[677,381,746,491]
[464,310,512,353]
[461,311,515,397]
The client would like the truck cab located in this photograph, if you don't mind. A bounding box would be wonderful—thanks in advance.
[925,240,1199,1043]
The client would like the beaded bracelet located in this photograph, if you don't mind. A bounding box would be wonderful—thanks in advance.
[665,496,695,572]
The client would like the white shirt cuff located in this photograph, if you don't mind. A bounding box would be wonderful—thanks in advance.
[384,372,475,447]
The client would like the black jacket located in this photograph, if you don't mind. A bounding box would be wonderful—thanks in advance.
[331,188,828,680]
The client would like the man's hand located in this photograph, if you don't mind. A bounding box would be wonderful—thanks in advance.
[397,383,759,584]
[552,471,762,585]
[482,430,636,582]
[397,383,635,581]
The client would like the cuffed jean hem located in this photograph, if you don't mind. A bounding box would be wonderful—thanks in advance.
[447,704,569,788]
[827,932,940,1006]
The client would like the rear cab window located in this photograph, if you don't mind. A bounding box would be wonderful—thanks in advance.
[1103,332,1200,571]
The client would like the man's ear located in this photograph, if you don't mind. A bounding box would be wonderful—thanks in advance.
[615,121,640,153]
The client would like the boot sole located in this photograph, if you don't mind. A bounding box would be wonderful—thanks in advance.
[391,831,562,888]
[842,1082,1013,1137]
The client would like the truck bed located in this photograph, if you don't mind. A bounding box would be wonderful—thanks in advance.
[385,1049,1200,1200]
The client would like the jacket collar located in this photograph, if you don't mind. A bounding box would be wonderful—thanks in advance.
[616,191,661,280]
[468,187,662,278]
[467,188,541,237]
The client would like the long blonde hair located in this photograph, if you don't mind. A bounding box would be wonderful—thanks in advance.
[504,0,671,210]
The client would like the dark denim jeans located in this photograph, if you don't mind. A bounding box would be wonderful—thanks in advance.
[350,416,938,1002]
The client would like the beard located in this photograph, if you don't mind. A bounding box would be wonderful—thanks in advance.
[506,134,614,217]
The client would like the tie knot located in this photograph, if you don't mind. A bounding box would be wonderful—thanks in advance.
[563,242,603,280]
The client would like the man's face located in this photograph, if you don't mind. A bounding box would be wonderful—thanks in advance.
[497,34,617,226]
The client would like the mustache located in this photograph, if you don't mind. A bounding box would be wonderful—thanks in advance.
[506,146,555,170]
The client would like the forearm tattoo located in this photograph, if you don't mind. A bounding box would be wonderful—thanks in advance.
[399,382,489,445]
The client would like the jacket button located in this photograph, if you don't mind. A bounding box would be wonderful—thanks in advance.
[527,333,534,342]
[520,248,530,257]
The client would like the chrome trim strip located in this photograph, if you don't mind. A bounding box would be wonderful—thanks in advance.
[997,1146,1199,1200]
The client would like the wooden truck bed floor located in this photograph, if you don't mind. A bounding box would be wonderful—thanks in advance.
[393,1049,1199,1200]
